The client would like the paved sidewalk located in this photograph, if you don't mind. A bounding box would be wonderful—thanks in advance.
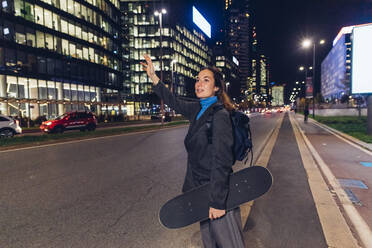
[293,113,372,247]
[244,114,327,247]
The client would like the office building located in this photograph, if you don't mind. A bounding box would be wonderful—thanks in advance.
[321,25,354,101]
[224,0,250,94]
[120,0,212,115]
[0,0,123,119]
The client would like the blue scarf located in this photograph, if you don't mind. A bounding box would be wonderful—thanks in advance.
[196,96,218,120]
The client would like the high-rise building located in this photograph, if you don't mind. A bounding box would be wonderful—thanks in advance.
[120,0,211,115]
[0,0,123,119]
[247,25,257,99]
[259,54,269,100]
[224,0,250,94]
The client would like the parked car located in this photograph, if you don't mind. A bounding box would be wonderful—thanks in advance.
[0,115,22,138]
[151,113,172,122]
[40,111,97,134]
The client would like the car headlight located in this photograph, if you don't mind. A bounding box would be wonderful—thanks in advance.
[46,122,52,126]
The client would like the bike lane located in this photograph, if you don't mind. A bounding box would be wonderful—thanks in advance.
[243,113,327,247]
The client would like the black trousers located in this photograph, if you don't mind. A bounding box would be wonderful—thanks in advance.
[200,208,246,248]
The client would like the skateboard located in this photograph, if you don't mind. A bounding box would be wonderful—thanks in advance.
[159,166,273,229]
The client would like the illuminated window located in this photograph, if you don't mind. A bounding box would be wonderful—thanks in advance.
[60,0,67,11]
[44,9,53,29]
[6,76,17,98]
[89,47,94,62]
[61,18,68,34]
[35,5,44,25]
[14,0,23,17]
[83,47,89,60]
[81,5,87,20]
[38,80,47,99]
[74,1,80,17]
[52,13,60,31]
[67,0,74,14]
[68,21,75,36]
[36,30,44,48]
[45,33,53,50]
[62,39,69,55]
[69,42,76,57]
[75,25,81,39]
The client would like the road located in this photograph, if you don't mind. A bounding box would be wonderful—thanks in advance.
[0,112,280,247]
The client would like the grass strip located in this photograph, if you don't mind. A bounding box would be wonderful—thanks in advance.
[314,116,372,143]
[0,121,189,148]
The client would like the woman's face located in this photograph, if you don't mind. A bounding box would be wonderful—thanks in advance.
[195,69,219,99]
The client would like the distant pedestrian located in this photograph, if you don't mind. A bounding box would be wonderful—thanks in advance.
[141,54,245,248]
[304,105,309,122]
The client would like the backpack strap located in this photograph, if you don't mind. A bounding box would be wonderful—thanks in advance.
[206,105,224,145]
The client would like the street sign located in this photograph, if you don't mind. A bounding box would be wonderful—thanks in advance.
[305,77,313,98]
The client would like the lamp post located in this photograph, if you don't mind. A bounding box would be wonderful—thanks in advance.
[302,39,325,118]
[155,8,167,125]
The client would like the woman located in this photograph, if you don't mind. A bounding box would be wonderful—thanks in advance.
[141,55,245,248]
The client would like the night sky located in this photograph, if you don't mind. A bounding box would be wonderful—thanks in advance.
[188,0,372,101]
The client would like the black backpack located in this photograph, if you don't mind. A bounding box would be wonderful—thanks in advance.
[206,105,253,166]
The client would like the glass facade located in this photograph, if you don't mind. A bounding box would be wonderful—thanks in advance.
[321,34,351,101]
[121,0,211,114]
[1,0,122,119]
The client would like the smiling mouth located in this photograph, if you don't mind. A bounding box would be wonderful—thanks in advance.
[196,89,204,93]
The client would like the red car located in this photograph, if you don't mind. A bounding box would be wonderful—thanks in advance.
[40,111,97,133]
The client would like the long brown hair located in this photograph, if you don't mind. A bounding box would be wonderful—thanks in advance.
[201,66,236,112]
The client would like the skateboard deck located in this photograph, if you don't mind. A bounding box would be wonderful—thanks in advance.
[159,166,272,229]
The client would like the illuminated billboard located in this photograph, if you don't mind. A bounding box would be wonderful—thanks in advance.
[352,24,372,94]
[192,6,211,38]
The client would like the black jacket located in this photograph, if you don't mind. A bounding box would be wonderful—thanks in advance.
[153,82,234,210]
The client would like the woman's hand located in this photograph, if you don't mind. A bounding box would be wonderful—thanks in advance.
[209,207,226,220]
[140,54,160,85]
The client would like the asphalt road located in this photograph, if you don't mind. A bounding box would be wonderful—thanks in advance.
[0,112,281,248]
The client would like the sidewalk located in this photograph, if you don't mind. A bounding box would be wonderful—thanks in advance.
[293,113,372,247]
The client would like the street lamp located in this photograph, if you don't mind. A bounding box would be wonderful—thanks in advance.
[154,8,167,125]
[302,38,325,118]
